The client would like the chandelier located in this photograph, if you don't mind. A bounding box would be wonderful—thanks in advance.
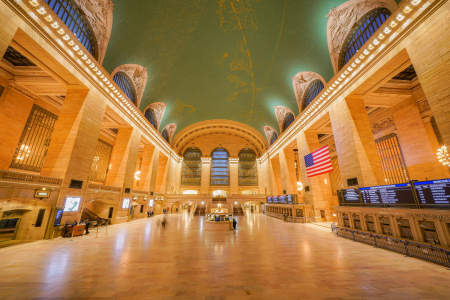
[436,145,449,167]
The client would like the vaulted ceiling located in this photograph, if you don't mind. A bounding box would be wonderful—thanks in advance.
[103,0,350,135]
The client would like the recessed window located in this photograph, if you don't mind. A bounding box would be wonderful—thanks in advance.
[282,113,295,132]
[10,105,57,172]
[113,72,136,104]
[210,148,229,186]
[144,109,157,129]
[303,80,324,110]
[238,149,257,186]
[45,0,97,58]
[339,8,391,70]
[270,132,278,145]
[161,128,170,142]
[181,148,202,186]
[89,140,113,183]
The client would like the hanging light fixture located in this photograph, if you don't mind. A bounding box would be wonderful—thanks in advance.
[436,145,449,167]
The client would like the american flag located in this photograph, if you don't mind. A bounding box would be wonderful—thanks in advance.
[304,145,333,177]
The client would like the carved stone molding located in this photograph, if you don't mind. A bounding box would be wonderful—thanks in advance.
[292,71,326,112]
[263,126,278,145]
[74,0,113,64]
[144,102,166,130]
[274,106,295,132]
[326,0,397,73]
[111,64,148,108]
[162,123,177,143]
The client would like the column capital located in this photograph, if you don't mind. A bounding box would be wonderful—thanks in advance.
[201,157,211,163]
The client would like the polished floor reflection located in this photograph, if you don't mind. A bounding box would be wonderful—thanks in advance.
[0,214,449,299]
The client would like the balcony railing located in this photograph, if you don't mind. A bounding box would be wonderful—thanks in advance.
[0,170,62,186]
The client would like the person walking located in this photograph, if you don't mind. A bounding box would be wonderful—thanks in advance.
[232,218,237,230]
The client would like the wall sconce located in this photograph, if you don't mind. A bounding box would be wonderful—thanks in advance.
[297,181,303,191]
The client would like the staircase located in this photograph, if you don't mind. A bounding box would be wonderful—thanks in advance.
[81,208,109,226]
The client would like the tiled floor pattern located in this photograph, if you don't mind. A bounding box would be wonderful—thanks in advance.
[0,213,448,299]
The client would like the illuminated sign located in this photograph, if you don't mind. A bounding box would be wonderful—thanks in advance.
[414,179,450,207]
[360,183,415,206]
[63,196,81,212]
[122,198,130,209]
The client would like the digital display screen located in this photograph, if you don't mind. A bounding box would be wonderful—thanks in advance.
[54,209,63,226]
[360,183,415,206]
[414,179,450,207]
[287,195,293,204]
[63,196,81,212]
[149,199,154,207]
[122,198,130,209]
[278,195,287,204]
[339,189,361,205]
[266,196,272,203]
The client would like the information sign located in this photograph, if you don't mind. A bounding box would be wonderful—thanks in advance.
[360,183,415,206]
[339,188,361,205]
[414,179,450,207]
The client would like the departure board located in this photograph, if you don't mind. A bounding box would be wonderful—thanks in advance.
[414,179,450,207]
[278,195,287,204]
[339,188,361,205]
[360,183,415,206]
[287,195,294,204]
[266,196,272,203]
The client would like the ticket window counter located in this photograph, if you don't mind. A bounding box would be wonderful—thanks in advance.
[342,213,350,228]
[296,209,304,218]
[419,220,440,245]
[397,218,414,240]
[352,214,362,230]
[365,216,376,233]
[379,216,393,236]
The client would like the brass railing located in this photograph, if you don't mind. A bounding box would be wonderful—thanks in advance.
[87,183,121,192]
[335,227,450,267]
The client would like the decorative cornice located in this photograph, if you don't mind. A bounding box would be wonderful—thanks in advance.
[267,0,440,158]
[12,0,178,160]
[274,105,294,132]
[263,126,278,145]
[73,0,113,64]
[327,0,398,73]
[162,123,177,143]
[145,102,166,130]
[292,71,327,112]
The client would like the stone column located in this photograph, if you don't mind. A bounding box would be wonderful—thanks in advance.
[0,88,34,169]
[281,147,298,194]
[229,158,239,194]
[392,97,448,180]
[154,153,169,194]
[269,155,283,195]
[329,96,384,187]
[42,87,106,184]
[406,5,450,145]
[105,127,141,190]
[296,131,332,220]
[200,157,211,194]
[137,143,155,192]
[0,1,18,57]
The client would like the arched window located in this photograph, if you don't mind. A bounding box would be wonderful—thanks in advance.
[303,80,324,110]
[339,8,391,70]
[145,109,158,129]
[113,72,136,104]
[282,113,295,132]
[238,149,257,186]
[161,128,170,143]
[270,132,278,145]
[45,0,97,58]
[181,148,202,186]
[210,148,229,186]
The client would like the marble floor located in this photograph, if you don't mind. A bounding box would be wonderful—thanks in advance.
[0,214,449,300]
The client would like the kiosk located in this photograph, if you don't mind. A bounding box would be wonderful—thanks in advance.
[205,208,233,231]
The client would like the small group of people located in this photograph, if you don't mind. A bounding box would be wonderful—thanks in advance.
[147,211,154,217]
[62,219,90,237]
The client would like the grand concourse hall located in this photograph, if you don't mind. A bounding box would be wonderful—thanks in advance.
[0,0,449,299]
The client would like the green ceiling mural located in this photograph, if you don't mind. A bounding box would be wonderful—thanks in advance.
[103,0,351,135]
